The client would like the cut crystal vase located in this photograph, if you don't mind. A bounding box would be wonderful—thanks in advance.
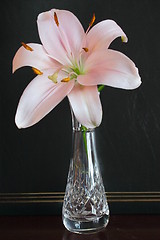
[62,108,109,234]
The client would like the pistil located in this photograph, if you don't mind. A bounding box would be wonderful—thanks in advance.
[48,72,58,83]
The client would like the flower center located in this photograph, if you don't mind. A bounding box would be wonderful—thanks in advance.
[73,67,80,75]
[67,60,85,79]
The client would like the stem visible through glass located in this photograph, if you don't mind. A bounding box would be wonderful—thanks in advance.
[80,125,88,156]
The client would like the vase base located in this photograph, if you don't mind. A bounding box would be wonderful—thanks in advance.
[63,214,109,234]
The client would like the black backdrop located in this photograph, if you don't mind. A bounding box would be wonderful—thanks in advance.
[0,0,160,215]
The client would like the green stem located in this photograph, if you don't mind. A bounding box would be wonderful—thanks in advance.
[81,125,88,157]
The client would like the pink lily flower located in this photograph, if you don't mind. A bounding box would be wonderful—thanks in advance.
[13,9,141,129]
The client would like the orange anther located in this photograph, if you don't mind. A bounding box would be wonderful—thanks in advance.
[61,77,70,82]
[89,13,95,27]
[21,42,33,51]
[54,12,59,27]
[32,67,43,75]
[82,47,89,52]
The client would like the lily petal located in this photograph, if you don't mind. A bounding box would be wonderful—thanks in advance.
[68,84,102,128]
[12,43,60,73]
[15,71,74,128]
[50,9,85,57]
[86,20,127,51]
[78,50,141,90]
[37,9,85,64]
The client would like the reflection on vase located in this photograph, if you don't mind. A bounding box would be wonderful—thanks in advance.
[62,107,109,234]
[62,229,108,240]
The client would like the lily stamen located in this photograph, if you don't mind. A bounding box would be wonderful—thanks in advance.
[82,47,89,52]
[21,42,33,51]
[89,13,96,27]
[68,71,78,79]
[54,12,59,27]
[53,12,72,56]
[32,67,43,75]
[61,76,70,82]
[86,13,95,34]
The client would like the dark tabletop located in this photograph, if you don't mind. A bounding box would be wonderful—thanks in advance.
[0,215,159,240]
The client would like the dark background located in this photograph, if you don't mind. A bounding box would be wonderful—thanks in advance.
[0,0,160,215]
